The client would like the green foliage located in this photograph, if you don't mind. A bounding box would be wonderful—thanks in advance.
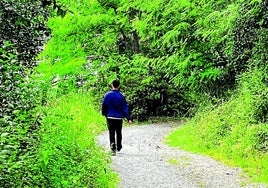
[0,49,49,186]
[0,0,52,186]
[30,3,121,185]
[1,0,267,186]
[88,0,246,119]
[37,92,117,187]
[0,0,51,63]
[165,0,268,185]
[239,70,268,123]
[1,1,116,187]
[0,67,47,186]
[37,0,267,120]
[166,68,268,184]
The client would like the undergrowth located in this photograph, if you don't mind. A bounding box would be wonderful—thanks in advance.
[38,91,118,187]
[166,69,268,184]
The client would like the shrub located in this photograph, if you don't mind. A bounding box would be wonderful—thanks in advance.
[37,92,118,187]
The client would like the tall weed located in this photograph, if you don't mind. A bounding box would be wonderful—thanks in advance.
[38,91,117,187]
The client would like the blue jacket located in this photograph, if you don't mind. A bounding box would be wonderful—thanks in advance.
[102,90,130,120]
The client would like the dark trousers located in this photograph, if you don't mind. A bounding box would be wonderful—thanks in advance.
[107,118,123,151]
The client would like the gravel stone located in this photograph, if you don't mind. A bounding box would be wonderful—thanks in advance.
[97,123,266,188]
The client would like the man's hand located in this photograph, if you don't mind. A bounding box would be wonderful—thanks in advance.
[128,120,132,124]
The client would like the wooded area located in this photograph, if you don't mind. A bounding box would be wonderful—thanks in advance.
[1,0,268,187]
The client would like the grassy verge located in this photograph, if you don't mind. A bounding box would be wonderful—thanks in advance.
[166,70,268,185]
[38,91,118,187]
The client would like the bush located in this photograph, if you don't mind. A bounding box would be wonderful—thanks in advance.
[0,0,51,186]
[37,92,118,187]
[0,45,46,187]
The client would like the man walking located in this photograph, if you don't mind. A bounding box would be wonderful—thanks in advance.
[102,79,131,155]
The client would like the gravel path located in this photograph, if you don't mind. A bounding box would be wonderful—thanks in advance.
[97,123,266,188]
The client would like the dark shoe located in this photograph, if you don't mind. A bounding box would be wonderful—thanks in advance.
[117,146,122,152]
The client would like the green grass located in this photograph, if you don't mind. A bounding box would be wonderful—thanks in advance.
[168,156,190,167]
[166,69,268,185]
[166,100,268,185]
[38,91,118,187]
[168,158,180,165]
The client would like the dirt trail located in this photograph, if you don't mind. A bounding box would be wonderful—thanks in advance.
[97,123,266,188]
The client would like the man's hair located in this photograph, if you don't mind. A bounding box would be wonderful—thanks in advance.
[112,79,120,88]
